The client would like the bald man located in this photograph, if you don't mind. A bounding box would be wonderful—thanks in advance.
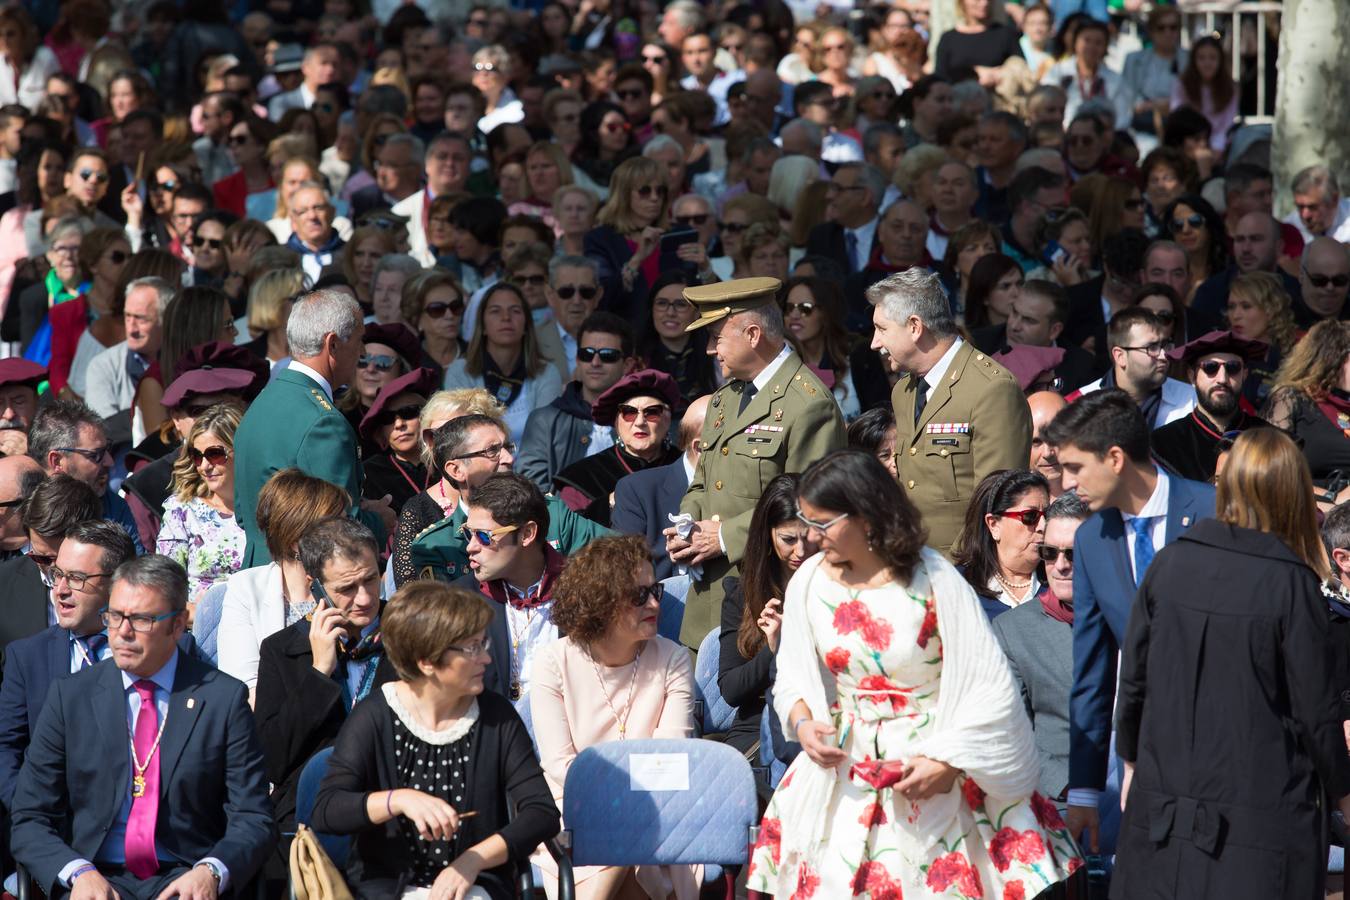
[612,394,712,582]
[1028,390,1068,497]
[1192,212,1304,324]
[1298,237,1350,324]
[0,456,43,559]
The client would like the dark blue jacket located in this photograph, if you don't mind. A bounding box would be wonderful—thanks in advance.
[611,458,690,583]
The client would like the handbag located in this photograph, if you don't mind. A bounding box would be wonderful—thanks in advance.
[289,824,355,900]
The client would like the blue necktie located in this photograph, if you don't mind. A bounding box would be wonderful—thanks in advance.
[1131,516,1156,586]
[844,230,859,272]
[79,633,107,669]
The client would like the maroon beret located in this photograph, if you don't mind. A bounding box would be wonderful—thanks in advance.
[0,359,47,390]
[163,341,271,407]
[591,368,682,426]
[1166,329,1269,365]
[993,345,1066,392]
[359,367,440,441]
[362,322,421,371]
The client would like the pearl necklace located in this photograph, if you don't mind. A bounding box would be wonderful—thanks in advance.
[994,571,1032,591]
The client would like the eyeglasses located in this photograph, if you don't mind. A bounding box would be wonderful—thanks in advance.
[48,566,111,591]
[385,404,423,422]
[635,183,665,198]
[358,354,397,371]
[79,169,109,184]
[674,213,709,228]
[631,583,663,607]
[1199,359,1245,378]
[445,635,492,656]
[555,284,598,301]
[616,88,646,101]
[474,62,498,72]
[1170,214,1205,231]
[721,41,744,52]
[50,244,80,256]
[1037,544,1074,564]
[193,238,222,251]
[578,346,624,364]
[618,403,668,422]
[0,496,22,509]
[188,445,231,467]
[783,300,816,316]
[1120,341,1173,358]
[107,249,128,264]
[653,296,693,313]
[514,274,548,287]
[604,121,631,134]
[424,298,465,318]
[457,523,519,546]
[720,221,749,234]
[102,607,179,631]
[996,507,1044,527]
[453,440,516,461]
[795,509,848,532]
[1066,134,1097,148]
[56,445,110,464]
[1307,272,1350,288]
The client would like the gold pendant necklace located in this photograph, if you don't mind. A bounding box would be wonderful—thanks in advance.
[587,644,643,739]
[129,712,169,799]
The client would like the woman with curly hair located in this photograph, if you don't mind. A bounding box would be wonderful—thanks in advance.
[745,450,1078,898]
[1263,320,1350,488]
[1161,193,1228,301]
[1226,271,1296,407]
[530,533,697,900]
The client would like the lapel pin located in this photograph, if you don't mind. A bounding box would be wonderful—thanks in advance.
[186,698,196,709]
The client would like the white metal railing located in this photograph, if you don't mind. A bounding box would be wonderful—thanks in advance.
[1176,1,1283,124]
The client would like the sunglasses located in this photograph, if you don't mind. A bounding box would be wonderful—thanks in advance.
[721,221,749,234]
[424,298,465,318]
[674,213,709,227]
[79,169,109,184]
[1149,310,1176,324]
[107,249,127,264]
[618,402,668,422]
[631,583,663,606]
[25,549,56,568]
[783,300,815,316]
[996,507,1044,527]
[1171,214,1205,231]
[1198,359,1245,377]
[227,134,251,146]
[1308,273,1350,288]
[384,403,423,422]
[643,54,668,64]
[1037,544,1074,564]
[154,179,178,192]
[188,445,231,467]
[514,274,547,287]
[358,353,397,371]
[603,121,631,134]
[457,523,519,546]
[194,238,222,251]
[578,346,624,363]
[616,88,646,101]
[181,402,215,418]
[555,284,598,300]
[56,445,110,464]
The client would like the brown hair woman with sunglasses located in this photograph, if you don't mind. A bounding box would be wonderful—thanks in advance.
[953,468,1051,616]
[402,269,466,371]
[586,156,668,324]
[159,402,245,607]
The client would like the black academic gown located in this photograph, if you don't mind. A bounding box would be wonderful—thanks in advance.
[1151,409,1269,482]
[553,443,680,528]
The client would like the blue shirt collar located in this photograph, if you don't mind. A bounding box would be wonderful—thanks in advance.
[119,648,179,695]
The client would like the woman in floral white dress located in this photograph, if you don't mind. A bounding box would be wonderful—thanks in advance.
[157,403,246,609]
[747,451,1080,900]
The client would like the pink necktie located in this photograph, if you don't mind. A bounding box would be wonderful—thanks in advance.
[124,680,160,879]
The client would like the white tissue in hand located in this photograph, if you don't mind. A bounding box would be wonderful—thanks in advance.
[666,513,703,580]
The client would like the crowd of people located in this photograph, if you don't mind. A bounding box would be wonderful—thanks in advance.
[0,0,1343,898]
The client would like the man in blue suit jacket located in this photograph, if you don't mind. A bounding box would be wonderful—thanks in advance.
[1043,389,1215,856]
[10,556,274,900]
[611,395,709,583]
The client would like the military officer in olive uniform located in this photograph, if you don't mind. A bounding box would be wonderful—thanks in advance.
[666,277,846,647]
[234,289,393,566]
[868,268,1031,554]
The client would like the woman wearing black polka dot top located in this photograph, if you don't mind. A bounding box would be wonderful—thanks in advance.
[312,582,560,899]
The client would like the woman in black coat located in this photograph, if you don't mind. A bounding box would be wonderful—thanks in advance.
[583,156,668,328]
[1113,428,1350,900]
[311,582,560,900]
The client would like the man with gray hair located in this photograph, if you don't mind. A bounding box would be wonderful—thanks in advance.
[868,267,1031,553]
[658,0,705,49]
[84,277,175,419]
[666,277,845,647]
[285,181,344,283]
[806,162,886,275]
[233,289,392,567]
[1286,164,1350,243]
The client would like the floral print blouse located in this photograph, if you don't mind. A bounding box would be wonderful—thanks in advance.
[156,495,246,600]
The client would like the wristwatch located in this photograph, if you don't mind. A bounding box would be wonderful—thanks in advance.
[196,861,223,886]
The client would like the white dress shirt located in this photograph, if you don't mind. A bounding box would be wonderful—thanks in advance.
[287,359,333,401]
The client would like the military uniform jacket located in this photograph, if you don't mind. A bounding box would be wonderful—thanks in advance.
[892,340,1031,555]
[408,493,611,582]
[679,350,846,646]
[233,368,373,567]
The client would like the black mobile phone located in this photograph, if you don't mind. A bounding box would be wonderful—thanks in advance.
[659,227,699,276]
[311,582,349,645]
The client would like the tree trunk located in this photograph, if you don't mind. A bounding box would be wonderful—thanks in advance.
[1272,0,1350,216]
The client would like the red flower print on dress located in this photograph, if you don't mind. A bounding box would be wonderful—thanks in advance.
[926,852,983,898]
[860,615,894,651]
[1067,857,1083,874]
[852,861,904,899]
[858,800,888,829]
[1003,882,1026,900]
[753,818,782,865]
[1030,791,1066,830]
[833,600,870,634]
[858,674,910,711]
[961,778,985,811]
[790,862,820,900]
[990,828,1048,871]
[825,647,851,675]
[917,600,938,649]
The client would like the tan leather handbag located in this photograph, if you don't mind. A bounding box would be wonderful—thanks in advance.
[289,824,355,900]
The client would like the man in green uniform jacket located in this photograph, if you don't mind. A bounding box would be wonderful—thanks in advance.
[234,290,393,566]
[666,277,846,648]
[409,412,610,580]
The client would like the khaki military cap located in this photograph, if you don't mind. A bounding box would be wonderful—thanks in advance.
[684,277,782,332]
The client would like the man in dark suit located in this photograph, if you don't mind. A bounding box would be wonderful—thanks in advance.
[611,395,709,582]
[1190,212,1302,324]
[10,555,275,900]
[233,289,393,566]
[804,162,886,275]
[0,520,136,807]
[1041,389,1215,857]
[255,517,395,833]
[975,279,1103,392]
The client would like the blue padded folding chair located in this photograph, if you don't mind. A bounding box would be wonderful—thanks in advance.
[554,739,759,900]
[692,628,736,736]
[656,577,688,642]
